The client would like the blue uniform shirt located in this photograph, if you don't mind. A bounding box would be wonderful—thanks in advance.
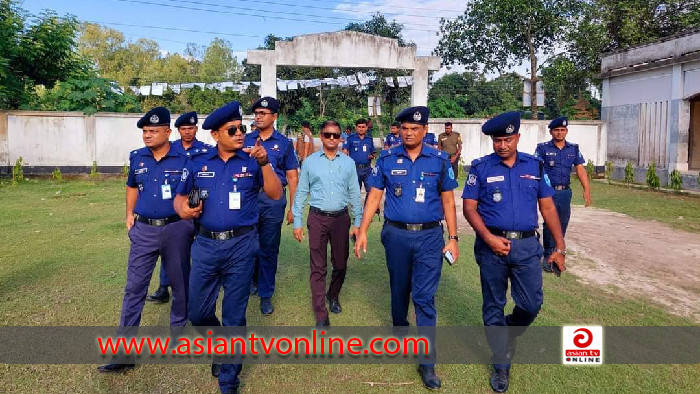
[534,140,585,186]
[368,145,458,223]
[423,133,436,146]
[170,138,210,157]
[462,152,554,231]
[384,133,402,149]
[343,133,375,165]
[244,130,298,186]
[176,148,264,231]
[127,145,189,219]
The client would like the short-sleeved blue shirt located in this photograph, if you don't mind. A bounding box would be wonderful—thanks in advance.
[423,133,436,146]
[343,133,375,165]
[244,130,298,186]
[534,140,585,186]
[126,145,189,219]
[462,152,554,231]
[176,148,264,231]
[384,133,402,149]
[368,145,458,223]
[170,138,211,157]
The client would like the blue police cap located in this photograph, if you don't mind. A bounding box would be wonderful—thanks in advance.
[250,96,280,113]
[174,111,198,128]
[395,106,429,125]
[482,111,521,136]
[548,116,568,129]
[202,101,244,130]
[137,107,170,128]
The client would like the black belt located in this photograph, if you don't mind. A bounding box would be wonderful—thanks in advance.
[553,185,570,191]
[356,163,371,169]
[386,220,441,232]
[310,206,348,217]
[199,225,255,241]
[488,228,536,239]
[134,214,180,227]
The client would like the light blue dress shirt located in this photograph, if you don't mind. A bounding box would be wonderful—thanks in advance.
[292,150,363,228]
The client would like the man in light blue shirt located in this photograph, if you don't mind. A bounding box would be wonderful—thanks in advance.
[292,120,363,326]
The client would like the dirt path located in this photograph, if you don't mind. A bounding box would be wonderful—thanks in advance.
[453,192,700,321]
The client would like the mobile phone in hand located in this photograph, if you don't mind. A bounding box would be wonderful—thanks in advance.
[550,261,562,277]
[443,251,455,266]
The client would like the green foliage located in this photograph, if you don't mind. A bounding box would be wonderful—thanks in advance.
[51,167,62,182]
[586,160,595,179]
[624,161,635,183]
[669,169,683,191]
[90,161,98,179]
[428,72,523,117]
[605,160,613,179]
[646,162,660,189]
[122,163,129,178]
[11,156,25,185]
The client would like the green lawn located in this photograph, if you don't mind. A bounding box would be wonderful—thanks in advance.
[0,179,698,393]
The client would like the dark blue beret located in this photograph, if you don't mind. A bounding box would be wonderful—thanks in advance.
[482,111,521,136]
[174,111,198,128]
[250,96,279,113]
[137,107,170,128]
[548,116,568,129]
[395,106,429,125]
[202,101,243,130]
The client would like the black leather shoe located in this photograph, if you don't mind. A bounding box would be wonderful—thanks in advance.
[490,368,510,393]
[97,363,135,373]
[418,365,441,390]
[326,294,342,314]
[250,282,258,295]
[315,318,330,327]
[146,286,169,303]
[211,362,221,377]
[260,297,274,315]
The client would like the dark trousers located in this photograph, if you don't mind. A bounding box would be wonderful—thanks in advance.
[120,220,194,327]
[188,230,258,392]
[474,235,543,369]
[307,209,350,322]
[252,190,287,298]
[542,188,572,258]
[451,159,460,179]
[158,263,170,287]
[356,166,371,193]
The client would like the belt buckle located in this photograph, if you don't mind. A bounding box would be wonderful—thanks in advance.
[153,219,165,226]
[216,232,228,240]
[406,223,423,231]
[505,231,519,239]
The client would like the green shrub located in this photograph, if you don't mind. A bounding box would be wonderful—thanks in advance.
[669,169,682,191]
[122,163,129,178]
[12,157,25,186]
[51,167,62,182]
[645,162,660,189]
[605,161,613,179]
[624,161,635,183]
[90,161,98,179]
[586,160,595,179]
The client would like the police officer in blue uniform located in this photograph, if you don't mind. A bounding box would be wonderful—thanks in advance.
[244,96,299,315]
[98,107,194,373]
[174,101,282,394]
[355,106,460,390]
[383,121,402,149]
[343,118,376,194]
[535,116,591,271]
[147,110,211,304]
[422,131,437,148]
[462,111,566,393]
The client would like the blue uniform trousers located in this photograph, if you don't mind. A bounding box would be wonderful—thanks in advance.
[120,220,194,327]
[188,230,258,392]
[252,190,286,298]
[542,189,572,258]
[356,166,371,193]
[474,235,543,369]
[158,262,171,287]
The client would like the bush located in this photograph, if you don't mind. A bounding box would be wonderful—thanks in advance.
[645,162,660,189]
[624,161,635,183]
[51,167,62,182]
[90,161,98,179]
[122,163,129,178]
[669,169,683,191]
[586,160,595,179]
[12,157,25,186]
[605,161,613,180]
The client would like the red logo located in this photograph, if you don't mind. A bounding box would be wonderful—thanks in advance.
[573,328,593,348]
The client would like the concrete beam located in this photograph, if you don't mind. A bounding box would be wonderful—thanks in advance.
[601,31,700,74]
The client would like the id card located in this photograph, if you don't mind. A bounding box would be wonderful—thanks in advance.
[415,186,425,203]
[229,192,241,210]
[161,184,172,200]
[362,145,367,152]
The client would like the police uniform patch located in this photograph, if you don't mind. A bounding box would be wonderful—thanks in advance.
[448,167,455,180]
[261,99,268,107]
[563,120,568,126]
[150,114,159,124]
[391,169,407,176]
[413,111,422,121]
[202,165,207,172]
[467,174,477,186]
[544,173,552,187]
[238,106,243,117]
[242,167,247,172]
[493,189,503,202]
[506,124,515,134]
[181,168,189,182]
[190,117,195,123]
[397,158,403,164]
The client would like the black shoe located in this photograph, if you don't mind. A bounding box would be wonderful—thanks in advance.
[418,365,441,390]
[490,368,510,393]
[326,294,342,314]
[315,318,330,327]
[250,282,258,295]
[146,286,169,303]
[211,362,221,377]
[260,297,274,315]
[97,363,135,373]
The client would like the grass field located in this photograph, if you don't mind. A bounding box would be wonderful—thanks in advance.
[0,178,698,393]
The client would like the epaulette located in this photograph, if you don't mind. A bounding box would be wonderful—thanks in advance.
[520,152,543,162]
[379,149,393,158]
[130,147,148,159]
[432,149,450,162]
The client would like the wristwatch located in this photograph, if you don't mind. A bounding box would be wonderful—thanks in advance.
[448,235,459,242]
[553,248,567,256]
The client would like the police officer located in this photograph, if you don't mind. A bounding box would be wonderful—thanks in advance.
[174,101,282,394]
[147,110,210,304]
[535,116,592,271]
[384,121,402,150]
[355,106,460,390]
[245,96,299,315]
[98,107,194,373]
[423,129,437,148]
[343,118,376,196]
[462,111,566,393]
[437,121,462,178]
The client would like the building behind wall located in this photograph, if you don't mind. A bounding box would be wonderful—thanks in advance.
[601,29,700,190]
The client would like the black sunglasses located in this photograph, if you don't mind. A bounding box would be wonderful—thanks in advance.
[227,124,247,136]
[322,132,341,139]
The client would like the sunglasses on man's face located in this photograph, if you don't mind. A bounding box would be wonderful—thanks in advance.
[227,124,247,136]
[322,132,341,139]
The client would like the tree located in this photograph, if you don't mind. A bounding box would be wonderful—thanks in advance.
[429,72,523,117]
[435,0,574,119]
[201,38,240,82]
